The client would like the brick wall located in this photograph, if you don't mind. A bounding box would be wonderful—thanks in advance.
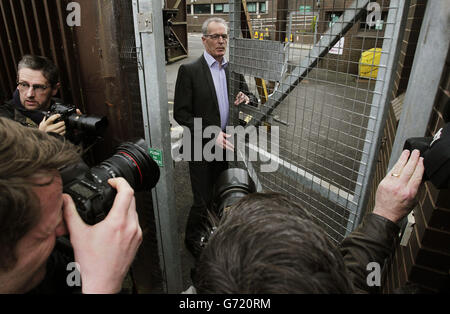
[363,0,450,293]
[383,53,450,293]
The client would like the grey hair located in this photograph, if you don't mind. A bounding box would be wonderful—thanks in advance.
[202,17,228,35]
[17,55,60,87]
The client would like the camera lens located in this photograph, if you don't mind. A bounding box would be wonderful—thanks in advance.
[213,168,256,218]
[89,139,160,191]
[67,114,108,135]
[195,168,256,253]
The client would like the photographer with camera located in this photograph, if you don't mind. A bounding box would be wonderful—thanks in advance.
[0,55,82,136]
[193,149,425,293]
[0,117,143,294]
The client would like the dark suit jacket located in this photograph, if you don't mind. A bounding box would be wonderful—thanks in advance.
[174,55,253,135]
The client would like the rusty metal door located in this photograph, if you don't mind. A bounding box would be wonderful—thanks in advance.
[0,0,83,108]
[0,0,165,293]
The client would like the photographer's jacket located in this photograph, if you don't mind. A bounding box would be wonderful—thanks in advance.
[0,90,53,127]
[340,213,400,293]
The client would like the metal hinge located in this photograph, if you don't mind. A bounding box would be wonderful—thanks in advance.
[138,12,153,33]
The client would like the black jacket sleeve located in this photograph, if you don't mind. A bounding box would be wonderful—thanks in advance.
[340,213,400,293]
[174,64,195,132]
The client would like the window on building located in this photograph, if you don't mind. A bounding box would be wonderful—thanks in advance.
[247,2,257,13]
[214,3,229,14]
[186,4,191,14]
[193,4,211,14]
[259,2,267,13]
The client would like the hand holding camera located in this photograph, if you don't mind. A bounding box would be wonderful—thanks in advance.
[42,102,108,142]
[60,139,160,292]
[63,178,142,294]
[39,113,66,136]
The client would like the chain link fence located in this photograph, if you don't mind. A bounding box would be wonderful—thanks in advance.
[229,0,406,243]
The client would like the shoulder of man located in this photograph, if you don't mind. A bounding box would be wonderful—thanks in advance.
[181,55,206,71]
[0,98,15,120]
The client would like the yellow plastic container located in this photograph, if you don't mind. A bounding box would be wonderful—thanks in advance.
[359,48,382,79]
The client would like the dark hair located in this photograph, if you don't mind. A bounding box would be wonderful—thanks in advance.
[0,117,80,270]
[17,55,60,87]
[194,193,354,293]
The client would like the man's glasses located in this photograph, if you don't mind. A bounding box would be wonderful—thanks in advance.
[204,34,228,40]
[17,81,50,94]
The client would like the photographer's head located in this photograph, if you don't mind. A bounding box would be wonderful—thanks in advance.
[0,117,80,292]
[17,55,60,111]
[194,193,354,294]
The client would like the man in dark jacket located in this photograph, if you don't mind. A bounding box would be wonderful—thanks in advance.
[0,55,68,136]
[193,149,424,293]
[174,17,255,259]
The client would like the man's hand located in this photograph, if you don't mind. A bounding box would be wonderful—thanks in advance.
[373,149,424,223]
[234,91,250,106]
[39,114,66,136]
[63,178,143,294]
[216,131,234,152]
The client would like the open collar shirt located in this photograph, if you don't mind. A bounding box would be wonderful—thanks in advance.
[204,51,229,131]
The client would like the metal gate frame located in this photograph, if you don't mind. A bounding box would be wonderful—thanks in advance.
[229,0,411,236]
[133,0,183,293]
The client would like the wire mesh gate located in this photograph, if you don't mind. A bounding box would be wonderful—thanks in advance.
[228,0,409,243]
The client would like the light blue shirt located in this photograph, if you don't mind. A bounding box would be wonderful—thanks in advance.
[204,51,229,131]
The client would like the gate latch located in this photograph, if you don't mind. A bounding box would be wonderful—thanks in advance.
[138,12,153,33]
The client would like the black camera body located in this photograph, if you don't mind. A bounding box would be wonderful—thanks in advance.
[404,122,450,189]
[61,139,160,225]
[62,162,117,225]
[45,102,108,138]
[47,102,77,120]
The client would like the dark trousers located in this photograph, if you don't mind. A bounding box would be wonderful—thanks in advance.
[185,158,228,259]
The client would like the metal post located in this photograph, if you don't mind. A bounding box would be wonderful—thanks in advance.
[132,0,182,293]
[350,0,411,230]
[388,1,450,170]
